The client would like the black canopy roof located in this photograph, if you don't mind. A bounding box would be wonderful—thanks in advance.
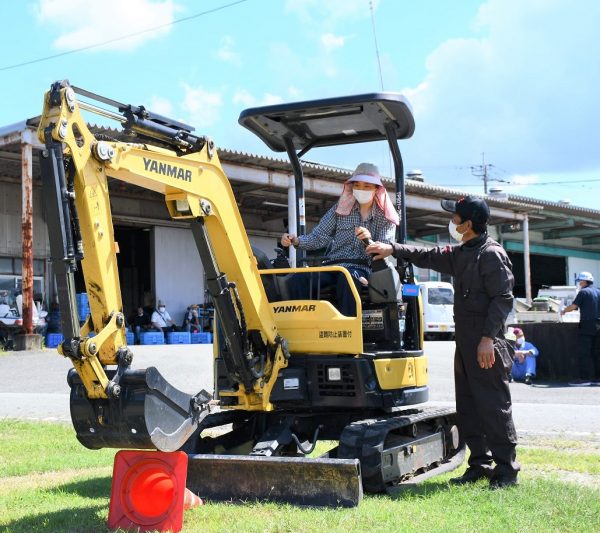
[238,92,415,153]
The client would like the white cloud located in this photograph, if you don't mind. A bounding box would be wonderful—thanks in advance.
[232,89,283,108]
[288,86,302,98]
[181,84,223,127]
[507,173,540,193]
[320,32,345,52]
[511,174,539,186]
[149,96,174,117]
[216,35,241,65]
[403,0,600,178]
[34,0,176,51]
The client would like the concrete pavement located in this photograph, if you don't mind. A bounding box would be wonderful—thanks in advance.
[1,341,598,439]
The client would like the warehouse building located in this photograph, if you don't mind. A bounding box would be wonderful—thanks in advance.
[1,117,600,327]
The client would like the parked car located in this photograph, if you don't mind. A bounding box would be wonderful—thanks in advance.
[0,291,46,350]
[419,281,455,340]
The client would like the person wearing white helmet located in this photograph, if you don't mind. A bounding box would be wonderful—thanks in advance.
[561,272,600,386]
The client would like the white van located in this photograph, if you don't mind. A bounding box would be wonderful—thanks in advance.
[419,281,455,339]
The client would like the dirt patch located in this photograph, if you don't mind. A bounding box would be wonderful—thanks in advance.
[0,466,111,493]
[527,466,600,488]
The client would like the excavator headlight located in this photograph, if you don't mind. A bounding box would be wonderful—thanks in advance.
[327,367,342,381]
[175,199,191,214]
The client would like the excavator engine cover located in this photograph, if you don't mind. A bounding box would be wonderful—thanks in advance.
[68,368,210,451]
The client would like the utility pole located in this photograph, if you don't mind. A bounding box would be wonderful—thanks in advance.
[471,153,493,194]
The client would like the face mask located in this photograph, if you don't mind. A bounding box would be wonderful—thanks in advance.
[158,306,166,313]
[448,220,465,242]
[515,337,524,346]
[353,189,375,204]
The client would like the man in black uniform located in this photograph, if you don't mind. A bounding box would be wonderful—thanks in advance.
[367,196,519,488]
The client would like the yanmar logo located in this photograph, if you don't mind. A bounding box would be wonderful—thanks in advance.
[273,304,316,314]
[143,157,192,182]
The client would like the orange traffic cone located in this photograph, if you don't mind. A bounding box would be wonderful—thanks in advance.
[107,450,202,532]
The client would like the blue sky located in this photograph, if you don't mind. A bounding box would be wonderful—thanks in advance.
[2,0,599,208]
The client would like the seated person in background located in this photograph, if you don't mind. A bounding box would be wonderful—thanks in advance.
[151,300,176,335]
[510,327,539,385]
[182,305,202,333]
[280,163,398,316]
[128,306,151,344]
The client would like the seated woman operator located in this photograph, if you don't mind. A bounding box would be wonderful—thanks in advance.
[280,162,399,316]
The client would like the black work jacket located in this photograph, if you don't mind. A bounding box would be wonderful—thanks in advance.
[393,234,514,338]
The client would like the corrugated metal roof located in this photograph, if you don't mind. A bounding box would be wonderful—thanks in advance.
[3,116,600,219]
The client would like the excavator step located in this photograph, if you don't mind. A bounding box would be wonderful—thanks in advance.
[186,454,363,507]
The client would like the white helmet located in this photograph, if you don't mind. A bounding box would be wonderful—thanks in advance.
[576,272,594,283]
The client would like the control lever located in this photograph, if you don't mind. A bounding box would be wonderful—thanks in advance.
[360,236,388,272]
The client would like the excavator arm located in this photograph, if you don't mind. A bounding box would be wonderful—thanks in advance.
[38,80,289,450]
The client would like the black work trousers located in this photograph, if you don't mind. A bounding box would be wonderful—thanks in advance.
[454,317,519,476]
[576,320,600,381]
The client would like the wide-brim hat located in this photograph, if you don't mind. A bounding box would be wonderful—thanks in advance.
[345,162,383,187]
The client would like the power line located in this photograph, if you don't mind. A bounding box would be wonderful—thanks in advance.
[369,0,385,91]
[441,178,600,187]
[0,0,250,72]
[510,177,600,186]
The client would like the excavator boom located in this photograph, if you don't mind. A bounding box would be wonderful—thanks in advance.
[38,81,289,450]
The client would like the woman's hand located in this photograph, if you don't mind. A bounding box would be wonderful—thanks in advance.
[355,226,372,242]
[365,241,394,260]
[281,233,299,247]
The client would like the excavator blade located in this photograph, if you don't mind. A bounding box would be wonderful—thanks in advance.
[68,367,211,451]
[186,454,363,507]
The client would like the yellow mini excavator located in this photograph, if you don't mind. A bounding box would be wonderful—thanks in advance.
[38,80,464,507]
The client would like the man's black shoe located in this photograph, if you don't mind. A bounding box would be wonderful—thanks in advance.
[489,475,518,489]
[525,374,532,385]
[449,466,493,485]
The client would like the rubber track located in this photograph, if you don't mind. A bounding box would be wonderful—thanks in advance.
[338,406,458,493]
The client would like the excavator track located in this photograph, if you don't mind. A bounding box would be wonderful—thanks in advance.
[338,406,462,493]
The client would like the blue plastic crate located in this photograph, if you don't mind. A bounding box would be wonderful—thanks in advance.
[139,331,164,345]
[191,332,213,344]
[126,331,135,345]
[167,331,191,344]
[46,333,64,348]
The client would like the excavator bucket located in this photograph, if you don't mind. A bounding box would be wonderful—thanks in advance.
[68,368,211,451]
[186,454,363,507]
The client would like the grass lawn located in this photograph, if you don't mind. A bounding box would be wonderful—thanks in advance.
[0,420,599,533]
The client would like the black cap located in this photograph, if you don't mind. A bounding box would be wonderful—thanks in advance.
[441,196,490,224]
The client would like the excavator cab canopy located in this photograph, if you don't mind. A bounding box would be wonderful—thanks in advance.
[239,92,415,246]
[238,92,415,156]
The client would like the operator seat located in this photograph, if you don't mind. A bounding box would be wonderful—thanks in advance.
[252,246,292,302]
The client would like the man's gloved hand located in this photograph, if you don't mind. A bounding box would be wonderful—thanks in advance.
[477,336,495,369]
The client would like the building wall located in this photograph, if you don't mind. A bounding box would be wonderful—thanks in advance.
[152,226,205,326]
[567,257,600,285]
[0,182,49,257]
